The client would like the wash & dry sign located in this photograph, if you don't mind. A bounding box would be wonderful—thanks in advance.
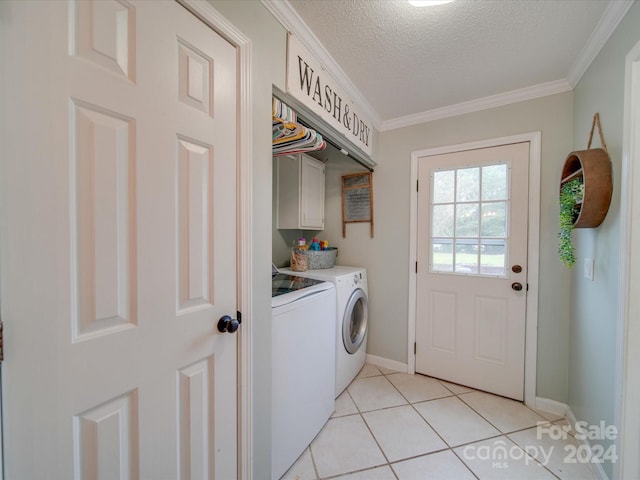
[286,34,373,157]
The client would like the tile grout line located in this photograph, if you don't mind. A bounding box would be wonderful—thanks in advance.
[428,379,566,479]
[375,369,485,478]
[307,444,321,480]
[382,369,567,479]
[448,390,560,477]
[384,370,482,480]
[304,367,575,480]
[376,369,483,478]
[455,389,553,437]
[348,374,399,480]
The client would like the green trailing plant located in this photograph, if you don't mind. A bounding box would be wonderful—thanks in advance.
[558,178,584,268]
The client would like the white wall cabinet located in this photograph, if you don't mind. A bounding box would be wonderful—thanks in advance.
[276,153,325,230]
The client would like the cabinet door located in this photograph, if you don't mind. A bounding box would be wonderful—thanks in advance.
[300,155,325,229]
[275,155,301,229]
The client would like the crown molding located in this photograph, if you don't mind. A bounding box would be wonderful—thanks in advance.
[261,0,382,129]
[567,0,635,88]
[380,79,573,131]
[262,0,632,132]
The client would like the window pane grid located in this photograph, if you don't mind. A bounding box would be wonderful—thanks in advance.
[430,163,509,277]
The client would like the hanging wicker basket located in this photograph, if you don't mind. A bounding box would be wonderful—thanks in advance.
[560,114,613,228]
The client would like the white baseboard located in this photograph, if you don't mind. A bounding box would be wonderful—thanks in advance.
[565,407,611,480]
[365,354,409,374]
[535,396,568,416]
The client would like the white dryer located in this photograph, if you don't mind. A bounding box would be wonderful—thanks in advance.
[280,266,368,397]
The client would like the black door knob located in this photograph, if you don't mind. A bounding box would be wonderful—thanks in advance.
[511,282,523,291]
[217,315,240,334]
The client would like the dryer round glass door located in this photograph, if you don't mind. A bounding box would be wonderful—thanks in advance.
[343,288,368,354]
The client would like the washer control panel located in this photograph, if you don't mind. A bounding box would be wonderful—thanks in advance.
[347,272,367,290]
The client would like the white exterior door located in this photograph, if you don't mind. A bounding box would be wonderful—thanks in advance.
[415,142,529,400]
[0,1,239,478]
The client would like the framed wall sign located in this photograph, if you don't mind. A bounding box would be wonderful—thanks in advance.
[342,172,374,238]
[286,34,374,157]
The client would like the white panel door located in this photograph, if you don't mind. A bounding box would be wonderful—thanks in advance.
[415,142,529,400]
[0,1,239,478]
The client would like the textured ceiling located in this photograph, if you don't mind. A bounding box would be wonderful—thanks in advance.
[286,0,611,122]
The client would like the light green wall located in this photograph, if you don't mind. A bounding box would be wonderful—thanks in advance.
[569,3,640,478]
[205,1,286,477]
[324,93,575,402]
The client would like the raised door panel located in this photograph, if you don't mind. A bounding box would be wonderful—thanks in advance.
[177,357,215,480]
[473,296,508,365]
[178,39,213,116]
[73,390,140,480]
[71,100,137,342]
[70,0,136,81]
[176,137,214,313]
[428,291,457,354]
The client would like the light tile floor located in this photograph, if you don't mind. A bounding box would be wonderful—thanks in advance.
[282,364,598,480]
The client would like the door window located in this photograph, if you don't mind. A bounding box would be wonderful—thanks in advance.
[430,162,509,276]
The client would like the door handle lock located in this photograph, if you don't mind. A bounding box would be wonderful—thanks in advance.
[511,282,523,292]
[217,314,240,334]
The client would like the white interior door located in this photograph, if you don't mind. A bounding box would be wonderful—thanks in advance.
[0,1,239,478]
[415,142,529,400]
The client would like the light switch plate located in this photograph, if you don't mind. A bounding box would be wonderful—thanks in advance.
[584,258,595,281]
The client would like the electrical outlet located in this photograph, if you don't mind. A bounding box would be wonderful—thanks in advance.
[584,258,595,281]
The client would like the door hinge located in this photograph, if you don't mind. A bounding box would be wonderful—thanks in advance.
[0,320,4,362]
[415,261,418,274]
[414,342,417,355]
[416,179,419,192]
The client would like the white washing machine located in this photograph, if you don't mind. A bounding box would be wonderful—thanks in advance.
[280,266,368,397]
[271,272,336,479]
